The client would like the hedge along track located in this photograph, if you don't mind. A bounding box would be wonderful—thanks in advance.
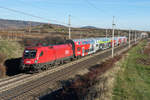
[0,41,137,100]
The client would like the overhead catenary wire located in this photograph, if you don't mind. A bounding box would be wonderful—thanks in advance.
[0,5,146,33]
[0,6,87,28]
[0,6,68,25]
[11,0,87,28]
[82,0,149,32]
[82,0,112,16]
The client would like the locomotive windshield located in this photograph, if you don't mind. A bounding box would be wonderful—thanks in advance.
[24,49,37,59]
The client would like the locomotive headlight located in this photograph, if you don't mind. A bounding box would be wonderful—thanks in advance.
[35,60,38,63]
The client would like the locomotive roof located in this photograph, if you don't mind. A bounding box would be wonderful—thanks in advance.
[25,43,70,50]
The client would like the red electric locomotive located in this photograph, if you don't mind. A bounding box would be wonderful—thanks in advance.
[21,38,91,72]
[21,43,73,71]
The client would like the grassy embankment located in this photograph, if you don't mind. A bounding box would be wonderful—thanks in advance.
[0,41,23,78]
[113,40,150,100]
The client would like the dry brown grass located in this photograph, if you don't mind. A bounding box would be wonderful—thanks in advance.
[136,42,150,65]
[0,53,6,63]
[94,54,128,100]
[53,54,125,100]
[0,53,7,78]
[143,43,150,55]
[0,64,6,78]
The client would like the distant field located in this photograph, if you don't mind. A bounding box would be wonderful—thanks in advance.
[113,40,150,100]
[0,19,149,41]
[0,22,134,41]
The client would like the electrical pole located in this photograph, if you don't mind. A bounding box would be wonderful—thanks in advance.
[29,21,32,33]
[118,29,120,37]
[112,16,115,58]
[132,31,134,41]
[106,29,108,38]
[129,30,131,48]
[80,33,82,39]
[68,15,71,39]
[135,30,136,43]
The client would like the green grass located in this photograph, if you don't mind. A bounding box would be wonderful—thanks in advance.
[113,40,150,100]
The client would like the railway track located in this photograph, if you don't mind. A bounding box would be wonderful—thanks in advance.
[0,41,138,100]
[0,42,116,93]
[0,74,26,84]
[0,46,112,93]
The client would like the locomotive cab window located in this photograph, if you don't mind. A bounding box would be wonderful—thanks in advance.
[40,51,44,57]
[24,49,37,59]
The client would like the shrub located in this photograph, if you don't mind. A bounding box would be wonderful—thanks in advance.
[0,64,6,78]
[0,53,7,63]
[0,53,7,77]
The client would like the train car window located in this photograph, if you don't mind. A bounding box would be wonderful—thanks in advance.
[77,47,81,51]
[40,51,44,57]
[85,49,89,53]
[91,48,94,51]
[96,44,99,47]
[85,49,87,53]
[78,42,80,45]
[85,41,88,44]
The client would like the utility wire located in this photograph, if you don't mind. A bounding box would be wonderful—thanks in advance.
[13,1,84,27]
[16,0,109,27]
[0,6,84,27]
[0,1,107,28]
[0,6,68,25]
[82,0,112,16]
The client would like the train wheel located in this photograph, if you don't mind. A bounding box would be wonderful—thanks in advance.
[77,56,80,59]
[33,69,39,73]
[60,60,64,65]
[68,58,72,62]
[55,61,61,66]
[79,56,81,59]
[70,57,74,61]
[41,65,47,71]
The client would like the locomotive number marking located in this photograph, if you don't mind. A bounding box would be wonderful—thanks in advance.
[26,61,31,64]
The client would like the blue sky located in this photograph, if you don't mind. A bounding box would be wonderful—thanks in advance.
[0,0,150,31]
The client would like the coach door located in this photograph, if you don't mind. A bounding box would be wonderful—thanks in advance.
[82,47,85,56]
